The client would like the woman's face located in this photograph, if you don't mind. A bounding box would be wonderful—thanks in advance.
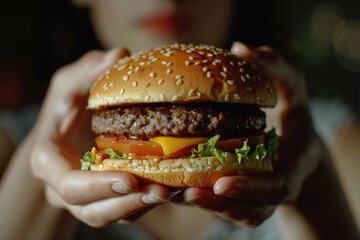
[84,0,234,52]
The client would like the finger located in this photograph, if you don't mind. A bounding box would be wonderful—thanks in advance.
[184,188,275,228]
[31,140,139,205]
[213,175,289,204]
[253,47,308,108]
[46,183,168,228]
[230,41,253,58]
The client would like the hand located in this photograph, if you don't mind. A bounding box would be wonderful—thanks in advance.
[30,49,169,227]
[183,42,321,227]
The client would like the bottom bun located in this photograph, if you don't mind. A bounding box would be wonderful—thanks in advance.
[90,156,273,187]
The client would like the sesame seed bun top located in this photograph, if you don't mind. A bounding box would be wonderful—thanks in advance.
[87,43,277,110]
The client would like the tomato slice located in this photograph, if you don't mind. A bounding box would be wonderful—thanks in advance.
[215,134,265,152]
[95,134,266,158]
[95,135,164,156]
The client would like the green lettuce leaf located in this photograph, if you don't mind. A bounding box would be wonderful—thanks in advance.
[81,151,95,171]
[105,148,127,159]
[191,129,279,165]
[265,128,279,161]
[191,135,233,164]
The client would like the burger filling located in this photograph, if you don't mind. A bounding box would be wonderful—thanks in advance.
[91,103,266,139]
[81,103,278,170]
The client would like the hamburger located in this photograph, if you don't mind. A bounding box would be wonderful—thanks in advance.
[81,43,279,187]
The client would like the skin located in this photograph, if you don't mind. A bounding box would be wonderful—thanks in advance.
[81,0,234,52]
[0,0,359,239]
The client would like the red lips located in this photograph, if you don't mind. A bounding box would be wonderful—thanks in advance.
[140,12,189,36]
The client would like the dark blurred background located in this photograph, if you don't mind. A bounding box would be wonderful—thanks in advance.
[0,0,359,115]
[0,0,101,109]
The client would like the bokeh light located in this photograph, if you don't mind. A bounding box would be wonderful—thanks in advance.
[310,2,360,72]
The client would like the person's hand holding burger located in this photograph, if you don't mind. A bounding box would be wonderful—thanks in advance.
[30,42,320,229]
[182,42,321,227]
[30,48,171,228]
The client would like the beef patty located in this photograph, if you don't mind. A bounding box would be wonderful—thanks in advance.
[91,103,266,139]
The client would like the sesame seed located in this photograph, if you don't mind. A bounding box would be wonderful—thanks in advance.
[122,75,129,81]
[132,81,138,87]
[176,79,183,85]
[239,68,245,72]
[175,75,182,79]
[202,59,208,63]
[161,61,167,65]
[149,72,156,78]
[172,95,178,101]
[246,86,253,91]
[158,79,164,85]
[188,89,194,97]
[145,95,150,101]
[185,61,190,66]
[207,72,211,78]
[189,56,194,60]
[167,62,172,67]
[120,89,125,95]
[221,72,227,78]
[166,69,172,74]
[134,66,139,72]
[230,61,234,66]
[160,94,165,101]
[117,66,125,71]
[241,75,247,82]
[224,94,229,102]
[196,91,202,97]
[223,67,228,72]
[246,74,251,79]
[199,51,205,55]
[127,70,132,75]
[194,62,200,66]
[233,93,240,100]
[202,67,208,72]
[140,62,145,66]
[207,53,213,57]
[226,80,234,85]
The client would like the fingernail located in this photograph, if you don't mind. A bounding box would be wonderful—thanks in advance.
[142,194,168,205]
[214,186,237,197]
[103,47,121,63]
[185,196,207,206]
[231,41,252,57]
[112,182,135,194]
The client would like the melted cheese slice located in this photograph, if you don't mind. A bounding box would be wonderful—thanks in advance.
[150,136,208,155]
